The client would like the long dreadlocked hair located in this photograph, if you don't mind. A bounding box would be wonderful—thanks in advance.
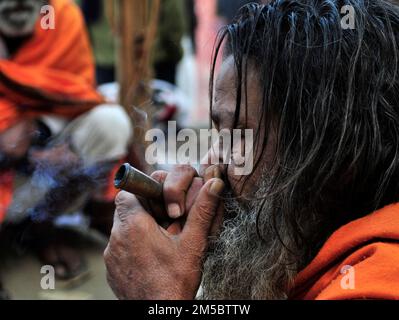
[210,0,399,261]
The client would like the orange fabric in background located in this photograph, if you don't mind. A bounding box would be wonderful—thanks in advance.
[291,202,399,300]
[0,0,104,222]
[0,0,103,132]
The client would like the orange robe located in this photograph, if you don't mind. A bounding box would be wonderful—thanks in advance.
[0,0,104,222]
[291,202,399,300]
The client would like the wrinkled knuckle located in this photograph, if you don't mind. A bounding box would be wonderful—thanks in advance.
[107,233,121,252]
[164,183,183,199]
[125,212,143,227]
[126,213,151,233]
[196,202,214,221]
[115,191,128,205]
[115,207,136,223]
[174,164,197,176]
[115,191,134,207]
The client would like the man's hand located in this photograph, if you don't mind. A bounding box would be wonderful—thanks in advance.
[104,165,225,300]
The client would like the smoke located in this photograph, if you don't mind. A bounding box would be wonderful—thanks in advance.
[5,148,110,224]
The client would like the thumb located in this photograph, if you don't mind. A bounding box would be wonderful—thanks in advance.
[181,178,225,244]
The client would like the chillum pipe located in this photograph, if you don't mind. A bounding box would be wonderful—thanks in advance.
[114,163,163,201]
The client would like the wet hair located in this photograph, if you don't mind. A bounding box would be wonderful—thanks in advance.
[210,0,399,259]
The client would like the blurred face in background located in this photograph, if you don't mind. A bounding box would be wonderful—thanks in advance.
[0,0,43,37]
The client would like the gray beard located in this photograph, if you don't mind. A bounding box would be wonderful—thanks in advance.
[0,0,42,37]
[200,178,308,300]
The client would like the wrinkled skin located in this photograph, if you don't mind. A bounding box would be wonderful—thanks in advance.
[105,165,225,299]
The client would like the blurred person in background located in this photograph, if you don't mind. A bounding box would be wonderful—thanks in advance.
[0,0,132,296]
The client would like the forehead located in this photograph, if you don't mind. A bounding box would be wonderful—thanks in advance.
[213,55,262,116]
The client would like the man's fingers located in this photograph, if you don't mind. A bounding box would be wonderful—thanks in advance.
[184,165,221,213]
[113,191,159,238]
[153,169,203,215]
[185,178,204,212]
[114,191,145,224]
[151,170,168,183]
[203,165,222,182]
[181,178,225,246]
[163,165,198,219]
[150,167,219,218]
[147,170,171,220]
